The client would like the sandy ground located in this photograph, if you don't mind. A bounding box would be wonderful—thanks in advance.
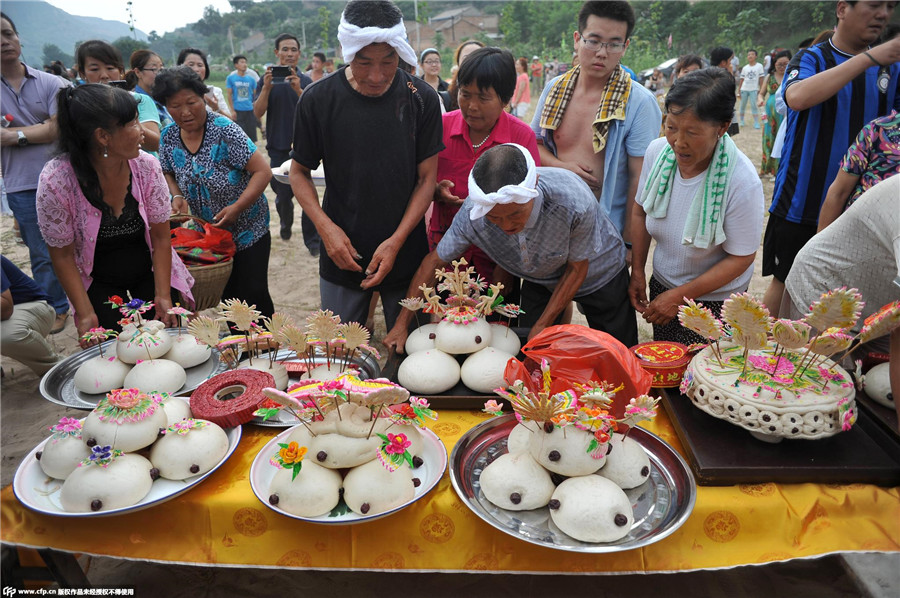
[1,113,897,595]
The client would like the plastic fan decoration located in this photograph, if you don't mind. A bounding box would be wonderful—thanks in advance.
[495,360,578,425]
[859,300,900,343]
[678,298,725,365]
[808,327,854,357]
[414,258,506,323]
[376,432,414,472]
[187,315,221,348]
[805,287,864,332]
[218,298,261,332]
[305,309,340,343]
[620,394,660,437]
[80,327,117,356]
[678,299,724,340]
[574,381,622,408]
[722,293,771,350]
[771,319,811,350]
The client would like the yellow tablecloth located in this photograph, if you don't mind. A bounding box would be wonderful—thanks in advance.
[2,409,898,572]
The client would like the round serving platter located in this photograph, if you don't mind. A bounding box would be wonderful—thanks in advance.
[40,328,227,410]
[449,414,696,553]
[249,425,447,524]
[248,348,382,428]
[13,410,242,518]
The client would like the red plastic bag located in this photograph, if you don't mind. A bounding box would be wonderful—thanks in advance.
[503,324,652,421]
[171,222,236,265]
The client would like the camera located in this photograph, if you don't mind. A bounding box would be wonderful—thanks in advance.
[271,66,291,84]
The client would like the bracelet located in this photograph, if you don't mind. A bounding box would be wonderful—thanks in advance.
[171,194,185,200]
[864,51,883,67]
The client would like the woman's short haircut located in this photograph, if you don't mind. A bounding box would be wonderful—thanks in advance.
[457,47,517,105]
[343,0,403,29]
[665,67,735,125]
[177,48,210,80]
[151,66,209,105]
[75,40,124,75]
[709,46,733,67]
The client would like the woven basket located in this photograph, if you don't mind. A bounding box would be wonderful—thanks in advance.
[171,214,234,310]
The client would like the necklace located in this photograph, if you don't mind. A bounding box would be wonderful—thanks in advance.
[472,126,494,149]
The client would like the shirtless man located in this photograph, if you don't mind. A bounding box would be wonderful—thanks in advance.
[531,1,660,244]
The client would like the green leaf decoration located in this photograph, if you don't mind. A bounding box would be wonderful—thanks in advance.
[290,461,303,481]
[329,499,351,518]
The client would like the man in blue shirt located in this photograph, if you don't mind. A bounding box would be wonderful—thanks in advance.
[1,256,61,376]
[254,33,318,252]
[383,144,636,352]
[530,1,661,247]
[762,0,900,316]
[227,55,258,142]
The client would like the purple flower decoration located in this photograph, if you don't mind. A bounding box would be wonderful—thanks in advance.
[89,445,113,461]
[126,298,144,309]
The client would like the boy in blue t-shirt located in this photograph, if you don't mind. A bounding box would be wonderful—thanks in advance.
[227,55,258,142]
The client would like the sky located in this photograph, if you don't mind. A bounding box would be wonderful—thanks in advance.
[45,0,236,36]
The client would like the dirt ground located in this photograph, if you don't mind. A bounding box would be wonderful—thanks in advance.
[1,111,897,596]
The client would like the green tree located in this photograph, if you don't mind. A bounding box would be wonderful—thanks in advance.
[112,37,149,62]
[194,6,226,37]
[42,44,74,68]
[318,6,332,49]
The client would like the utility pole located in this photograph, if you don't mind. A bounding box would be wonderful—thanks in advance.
[414,0,420,53]
[301,21,307,49]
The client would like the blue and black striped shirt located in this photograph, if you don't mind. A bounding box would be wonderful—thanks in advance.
[771,39,900,226]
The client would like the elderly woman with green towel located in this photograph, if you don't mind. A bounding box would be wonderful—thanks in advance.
[628,68,764,345]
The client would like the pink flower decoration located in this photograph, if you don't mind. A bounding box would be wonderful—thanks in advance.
[748,354,795,384]
[106,388,143,409]
[51,417,82,433]
[411,397,430,408]
[385,432,411,455]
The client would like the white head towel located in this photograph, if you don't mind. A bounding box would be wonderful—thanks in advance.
[338,13,417,68]
[468,143,539,220]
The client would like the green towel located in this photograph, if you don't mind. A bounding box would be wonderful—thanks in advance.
[639,134,738,249]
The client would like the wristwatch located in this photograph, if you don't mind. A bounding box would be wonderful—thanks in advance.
[16,130,28,146]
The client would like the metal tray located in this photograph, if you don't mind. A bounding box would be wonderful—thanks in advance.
[449,414,696,553]
[39,329,227,409]
[248,348,382,428]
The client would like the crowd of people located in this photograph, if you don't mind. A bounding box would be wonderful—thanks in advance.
[1,1,898,411]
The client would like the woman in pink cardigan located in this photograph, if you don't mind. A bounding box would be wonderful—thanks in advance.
[37,85,193,343]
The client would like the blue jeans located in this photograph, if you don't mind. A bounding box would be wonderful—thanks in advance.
[6,189,69,314]
[739,90,758,122]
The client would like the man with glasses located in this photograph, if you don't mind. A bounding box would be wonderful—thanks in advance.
[531,1,660,251]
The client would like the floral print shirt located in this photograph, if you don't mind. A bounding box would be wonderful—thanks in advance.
[159,110,269,250]
[840,110,900,207]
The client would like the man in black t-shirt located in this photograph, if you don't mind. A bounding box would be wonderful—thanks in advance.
[289,0,443,331]
[254,32,318,252]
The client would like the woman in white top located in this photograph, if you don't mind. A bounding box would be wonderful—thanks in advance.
[178,48,232,119]
[629,68,764,344]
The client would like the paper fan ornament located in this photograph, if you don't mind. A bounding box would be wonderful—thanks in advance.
[805,287,864,332]
[807,328,854,357]
[859,300,900,343]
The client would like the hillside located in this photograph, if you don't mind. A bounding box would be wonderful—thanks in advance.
[3,0,146,67]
